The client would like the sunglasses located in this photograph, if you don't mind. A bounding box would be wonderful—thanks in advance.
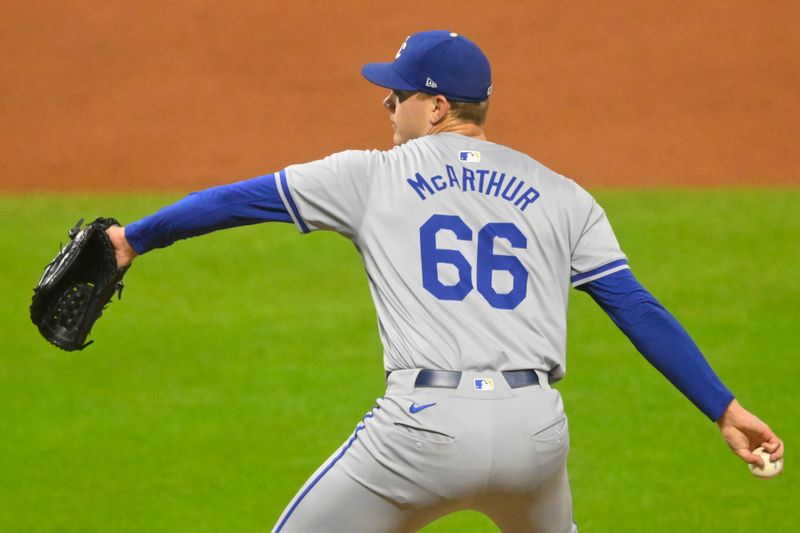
[391,89,417,103]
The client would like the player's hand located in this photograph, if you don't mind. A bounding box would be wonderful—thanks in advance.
[106,225,138,269]
[716,399,784,467]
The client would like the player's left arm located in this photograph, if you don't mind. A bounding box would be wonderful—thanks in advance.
[106,173,292,268]
[106,147,375,268]
[578,268,784,466]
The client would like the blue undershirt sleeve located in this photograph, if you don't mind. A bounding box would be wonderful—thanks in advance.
[125,173,292,254]
[578,268,734,421]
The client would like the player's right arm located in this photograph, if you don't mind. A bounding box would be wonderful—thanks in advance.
[577,268,734,421]
[717,399,784,467]
[567,183,783,467]
[578,259,784,467]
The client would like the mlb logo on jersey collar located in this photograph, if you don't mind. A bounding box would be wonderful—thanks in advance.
[474,378,494,391]
[459,150,481,163]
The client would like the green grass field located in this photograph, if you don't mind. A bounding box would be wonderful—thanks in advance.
[1,189,797,532]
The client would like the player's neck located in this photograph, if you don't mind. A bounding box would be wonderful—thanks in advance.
[429,118,486,140]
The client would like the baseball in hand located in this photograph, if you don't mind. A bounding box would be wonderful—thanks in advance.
[749,447,783,478]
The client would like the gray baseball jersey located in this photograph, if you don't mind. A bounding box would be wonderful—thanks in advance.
[277,132,627,380]
[272,132,627,532]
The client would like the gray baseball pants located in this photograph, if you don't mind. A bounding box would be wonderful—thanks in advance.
[273,369,577,532]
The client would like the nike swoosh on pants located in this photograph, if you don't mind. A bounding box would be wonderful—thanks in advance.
[409,402,437,414]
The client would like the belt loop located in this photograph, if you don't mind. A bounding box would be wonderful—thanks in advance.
[535,370,551,390]
[385,369,421,395]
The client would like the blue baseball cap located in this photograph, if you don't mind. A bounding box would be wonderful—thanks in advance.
[361,30,492,103]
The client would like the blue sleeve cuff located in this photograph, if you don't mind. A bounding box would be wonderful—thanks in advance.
[578,268,735,421]
[126,172,292,254]
[275,169,310,234]
[571,258,630,287]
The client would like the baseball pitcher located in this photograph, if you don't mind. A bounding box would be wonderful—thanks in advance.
[99,31,783,532]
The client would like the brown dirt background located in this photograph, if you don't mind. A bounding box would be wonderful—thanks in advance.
[1,0,798,192]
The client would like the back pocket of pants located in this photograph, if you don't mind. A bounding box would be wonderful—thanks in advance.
[529,415,567,448]
[394,423,456,444]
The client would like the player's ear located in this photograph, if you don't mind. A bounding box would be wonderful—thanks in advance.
[430,95,451,124]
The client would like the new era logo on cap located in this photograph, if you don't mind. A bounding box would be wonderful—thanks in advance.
[425,77,438,89]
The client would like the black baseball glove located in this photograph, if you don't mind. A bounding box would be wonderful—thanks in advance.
[31,217,130,351]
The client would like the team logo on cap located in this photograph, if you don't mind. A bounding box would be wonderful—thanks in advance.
[474,378,494,391]
[396,36,410,59]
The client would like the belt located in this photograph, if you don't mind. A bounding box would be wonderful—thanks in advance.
[411,369,540,389]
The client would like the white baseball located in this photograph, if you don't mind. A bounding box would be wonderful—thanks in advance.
[748,446,783,478]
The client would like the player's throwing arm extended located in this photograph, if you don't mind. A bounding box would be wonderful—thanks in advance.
[100,31,782,532]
